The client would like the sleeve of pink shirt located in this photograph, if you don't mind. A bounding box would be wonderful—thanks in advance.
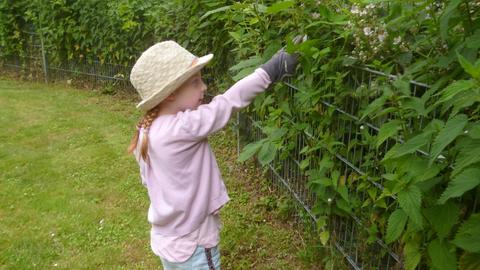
[179,68,272,140]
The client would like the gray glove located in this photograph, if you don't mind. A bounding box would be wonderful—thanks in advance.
[260,35,306,83]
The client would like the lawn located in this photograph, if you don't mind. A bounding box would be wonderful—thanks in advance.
[0,78,324,269]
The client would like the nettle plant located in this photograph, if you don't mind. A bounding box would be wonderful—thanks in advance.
[232,0,479,269]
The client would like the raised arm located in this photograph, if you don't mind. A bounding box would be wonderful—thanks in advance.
[179,68,271,140]
[179,40,301,141]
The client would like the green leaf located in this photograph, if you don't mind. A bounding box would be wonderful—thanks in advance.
[265,0,294,14]
[402,96,428,116]
[447,87,480,116]
[467,123,480,139]
[232,67,256,81]
[453,214,480,253]
[457,51,480,80]
[427,239,457,270]
[360,95,386,120]
[438,168,480,204]
[429,114,468,165]
[257,141,276,166]
[228,31,242,42]
[423,201,460,239]
[439,0,462,40]
[452,138,480,176]
[383,131,433,161]
[200,5,231,20]
[436,80,477,104]
[238,139,266,162]
[229,56,263,72]
[385,208,408,244]
[398,185,423,229]
[299,158,310,170]
[375,120,403,149]
[336,185,349,202]
[319,230,330,246]
[404,240,421,270]
[459,252,480,270]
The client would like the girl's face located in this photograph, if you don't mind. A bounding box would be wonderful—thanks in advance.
[170,72,207,111]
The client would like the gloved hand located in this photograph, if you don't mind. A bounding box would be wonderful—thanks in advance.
[260,35,307,83]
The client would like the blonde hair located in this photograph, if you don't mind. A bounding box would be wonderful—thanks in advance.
[127,104,162,165]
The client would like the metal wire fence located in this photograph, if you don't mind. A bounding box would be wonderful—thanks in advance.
[1,30,449,270]
[236,68,438,269]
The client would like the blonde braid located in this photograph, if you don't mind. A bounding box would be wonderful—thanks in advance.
[127,104,162,165]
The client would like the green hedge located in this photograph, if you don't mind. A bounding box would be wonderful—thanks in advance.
[1,0,479,269]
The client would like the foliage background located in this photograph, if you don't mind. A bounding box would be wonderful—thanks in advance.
[1,0,479,269]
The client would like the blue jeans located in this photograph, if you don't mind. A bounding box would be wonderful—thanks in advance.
[160,245,221,270]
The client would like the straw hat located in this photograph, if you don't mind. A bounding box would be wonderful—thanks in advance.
[130,41,213,111]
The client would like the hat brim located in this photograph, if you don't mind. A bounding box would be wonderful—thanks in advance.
[136,54,213,111]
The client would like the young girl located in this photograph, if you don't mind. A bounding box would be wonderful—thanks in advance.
[128,40,298,269]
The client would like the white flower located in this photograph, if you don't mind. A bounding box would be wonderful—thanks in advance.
[363,27,373,36]
[351,5,360,14]
[393,36,402,45]
[366,3,375,9]
[360,125,365,130]
[51,233,55,237]
[327,198,332,203]
[378,32,387,42]
[311,12,320,19]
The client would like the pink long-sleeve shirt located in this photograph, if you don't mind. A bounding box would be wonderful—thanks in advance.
[134,68,271,261]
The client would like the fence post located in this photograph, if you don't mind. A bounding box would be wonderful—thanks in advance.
[39,33,48,83]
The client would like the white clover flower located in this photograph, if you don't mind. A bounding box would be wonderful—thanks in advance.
[363,27,373,36]
[393,36,402,45]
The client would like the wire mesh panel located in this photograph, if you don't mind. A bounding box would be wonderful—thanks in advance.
[0,30,136,93]
[0,31,44,81]
[237,66,439,269]
[46,57,135,92]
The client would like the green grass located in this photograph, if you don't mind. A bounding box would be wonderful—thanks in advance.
[0,78,324,269]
